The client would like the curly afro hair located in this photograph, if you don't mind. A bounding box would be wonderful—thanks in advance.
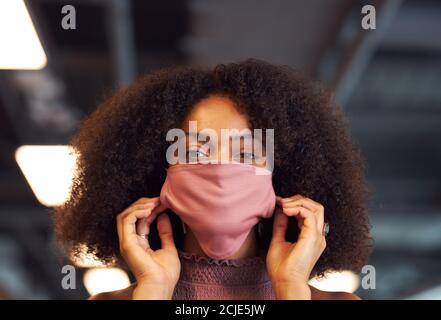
[54,59,372,276]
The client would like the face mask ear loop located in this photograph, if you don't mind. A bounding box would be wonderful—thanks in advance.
[182,220,187,234]
[257,220,264,239]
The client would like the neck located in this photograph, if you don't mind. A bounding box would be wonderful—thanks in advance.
[183,225,258,259]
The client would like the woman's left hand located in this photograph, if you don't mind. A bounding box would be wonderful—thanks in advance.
[266,194,327,300]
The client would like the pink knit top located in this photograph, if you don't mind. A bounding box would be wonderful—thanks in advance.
[172,250,276,300]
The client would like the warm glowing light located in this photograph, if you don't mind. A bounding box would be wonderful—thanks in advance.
[309,270,360,293]
[83,268,131,296]
[70,245,107,268]
[15,145,76,207]
[0,0,47,69]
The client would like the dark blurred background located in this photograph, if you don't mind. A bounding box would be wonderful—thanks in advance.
[0,0,440,299]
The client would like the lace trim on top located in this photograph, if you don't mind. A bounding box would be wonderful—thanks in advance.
[173,250,276,299]
[176,250,271,287]
[178,250,266,267]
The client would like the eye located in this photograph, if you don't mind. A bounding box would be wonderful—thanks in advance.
[187,148,209,161]
[241,152,256,160]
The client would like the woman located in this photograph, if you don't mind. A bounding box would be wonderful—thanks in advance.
[55,59,371,300]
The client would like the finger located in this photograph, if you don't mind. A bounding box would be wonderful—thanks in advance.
[280,194,304,203]
[117,203,152,240]
[151,200,167,216]
[271,209,289,244]
[133,198,167,239]
[122,209,153,244]
[136,217,149,238]
[117,196,161,226]
[140,200,168,235]
[132,197,160,207]
[157,213,176,251]
[121,198,160,219]
[122,202,157,218]
[282,206,318,234]
[137,210,161,238]
[282,199,324,232]
[276,195,304,207]
[284,198,321,212]
[301,197,325,232]
[282,207,305,230]
[290,207,323,243]
[300,198,324,233]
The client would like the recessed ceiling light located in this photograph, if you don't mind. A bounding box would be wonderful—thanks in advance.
[0,0,47,70]
[15,145,76,207]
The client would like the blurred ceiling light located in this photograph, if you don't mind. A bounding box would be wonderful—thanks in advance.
[308,270,360,293]
[83,268,131,296]
[15,145,76,207]
[0,0,47,69]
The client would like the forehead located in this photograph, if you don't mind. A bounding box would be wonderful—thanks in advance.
[182,95,250,131]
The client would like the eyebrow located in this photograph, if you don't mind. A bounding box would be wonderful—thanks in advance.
[184,131,254,139]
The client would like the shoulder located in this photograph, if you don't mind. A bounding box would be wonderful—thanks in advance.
[310,285,361,300]
[88,283,136,300]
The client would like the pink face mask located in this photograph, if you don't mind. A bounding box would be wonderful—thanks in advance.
[159,163,276,259]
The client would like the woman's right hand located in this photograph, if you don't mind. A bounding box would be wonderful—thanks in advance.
[116,197,180,299]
